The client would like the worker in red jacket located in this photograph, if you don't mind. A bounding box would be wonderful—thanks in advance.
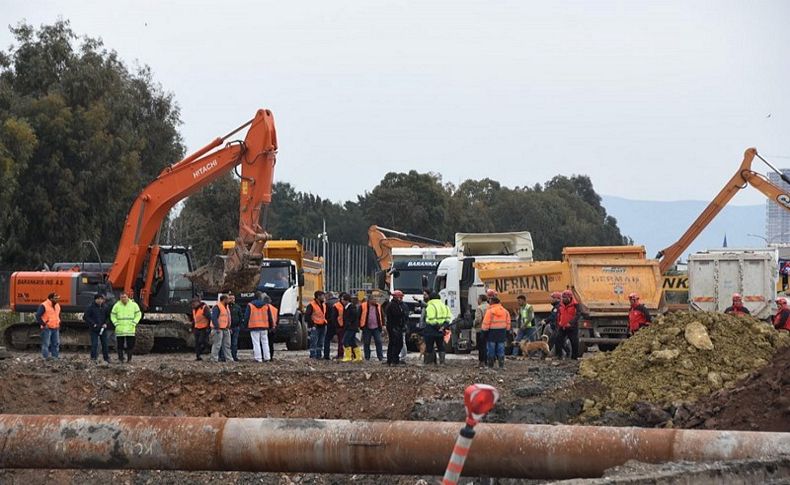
[554,290,581,360]
[773,297,790,331]
[724,293,751,316]
[627,293,652,335]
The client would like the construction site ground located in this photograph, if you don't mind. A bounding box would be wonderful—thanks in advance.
[0,344,787,484]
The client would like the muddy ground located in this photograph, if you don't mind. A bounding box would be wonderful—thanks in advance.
[0,346,787,484]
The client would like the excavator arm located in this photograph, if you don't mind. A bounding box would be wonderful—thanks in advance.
[657,148,790,274]
[108,109,277,307]
[367,225,447,271]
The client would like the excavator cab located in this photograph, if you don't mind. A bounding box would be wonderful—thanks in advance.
[137,246,196,312]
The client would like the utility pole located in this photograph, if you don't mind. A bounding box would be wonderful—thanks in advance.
[318,219,328,289]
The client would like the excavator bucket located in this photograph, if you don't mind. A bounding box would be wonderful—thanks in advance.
[186,238,265,293]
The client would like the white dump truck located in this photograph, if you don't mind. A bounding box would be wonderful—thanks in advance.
[688,248,778,320]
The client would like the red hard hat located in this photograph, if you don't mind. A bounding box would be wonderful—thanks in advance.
[732,293,742,301]
[777,297,787,306]
[550,291,562,299]
[562,290,574,298]
[392,290,404,298]
[485,289,497,298]
[628,292,639,300]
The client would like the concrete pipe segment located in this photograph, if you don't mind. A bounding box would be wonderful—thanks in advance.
[0,415,788,479]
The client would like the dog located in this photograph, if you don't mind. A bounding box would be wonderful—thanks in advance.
[409,332,427,358]
[517,335,551,359]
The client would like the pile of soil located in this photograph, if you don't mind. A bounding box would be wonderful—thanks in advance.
[579,311,789,416]
[674,344,790,431]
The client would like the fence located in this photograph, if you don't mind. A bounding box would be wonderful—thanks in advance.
[302,238,372,293]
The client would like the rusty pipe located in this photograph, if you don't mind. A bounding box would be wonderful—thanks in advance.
[0,415,788,479]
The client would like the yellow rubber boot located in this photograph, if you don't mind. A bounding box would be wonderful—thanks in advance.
[341,347,352,362]
[353,347,363,362]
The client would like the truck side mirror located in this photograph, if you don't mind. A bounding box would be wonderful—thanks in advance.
[298,269,305,287]
[421,274,429,288]
[391,270,400,278]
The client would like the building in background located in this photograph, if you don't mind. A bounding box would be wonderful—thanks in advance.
[766,170,790,243]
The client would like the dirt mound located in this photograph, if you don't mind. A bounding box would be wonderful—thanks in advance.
[579,311,789,416]
[674,344,790,431]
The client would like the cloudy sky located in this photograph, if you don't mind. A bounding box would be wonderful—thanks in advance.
[2,0,789,205]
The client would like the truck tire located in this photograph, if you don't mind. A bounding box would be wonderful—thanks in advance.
[299,319,309,350]
[133,325,155,355]
[286,320,303,351]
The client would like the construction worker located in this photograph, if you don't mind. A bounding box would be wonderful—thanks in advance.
[324,292,341,360]
[385,290,409,366]
[340,293,361,361]
[191,297,212,361]
[210,294,233,362]
[227,293,244,362]
[423,292,451,365]
[512,294,536,355]
[724,293,751,316]
[111,293,141,363]
[627,293,652,335]
[555,290,581,360]
[773,297,790,331]
[305,291,328,359]
[482,295,511,368]
[36,292,61,360]
[359,296,385,361]
[474,293,490,368]
[83,293,111,363]
[244,291,278,362]
[328,292,345,360]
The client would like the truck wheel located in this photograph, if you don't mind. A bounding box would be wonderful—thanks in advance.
[286,322,302,351]
[299,320,309,350]
[133,326,155,355]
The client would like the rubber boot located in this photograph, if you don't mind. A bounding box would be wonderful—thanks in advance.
[486,357,494,368]
[353,348,363,362]
[497,356,505,369]
[424,352,435,365]
[341,347,352,362]
[438,352,446,365]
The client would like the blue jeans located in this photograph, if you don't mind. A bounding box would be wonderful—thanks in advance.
[41,328,60,359]
[487,340,505,360]
[512,327,537,355]
[362,327,383,360]
[309,325,327,359]
[90,330,110,361]
[230,327,241,361]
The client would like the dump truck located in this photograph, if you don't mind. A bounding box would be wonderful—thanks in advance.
[224,240,322,351]
[476,245,663,352]
[688,248,778,320]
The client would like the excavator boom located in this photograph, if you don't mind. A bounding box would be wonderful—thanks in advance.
[108,109,278,306]
[367,225,447,272]
[657,148,790,273]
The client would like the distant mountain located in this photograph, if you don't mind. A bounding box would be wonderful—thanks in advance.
[601,196,765,261]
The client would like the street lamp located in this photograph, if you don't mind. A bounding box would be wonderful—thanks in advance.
[747,234,769,245]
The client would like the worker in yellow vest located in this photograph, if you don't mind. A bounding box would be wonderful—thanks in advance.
[210,294,233,362]
[423,292,451,365]
[36,292,61,360]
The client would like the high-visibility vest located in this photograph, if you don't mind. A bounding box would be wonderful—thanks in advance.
[482,303,511,331]
[333,301,344,327]
[359,301,384,328]
[309,301,327,325]
[425,299,451,326]
[193,305,210,330]
[41,300,61,329]
[216,302,230,329]
[248,303,278,329]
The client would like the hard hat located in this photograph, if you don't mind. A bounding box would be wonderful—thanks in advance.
[732,293,742,301]
[628,292,639,300]
[562,290,574,298]
[777,297,787,306]
[485,289,497,298]
[550,291,562,299]
[392,290,404,298]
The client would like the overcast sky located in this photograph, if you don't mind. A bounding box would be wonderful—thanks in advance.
[3,0,789,206]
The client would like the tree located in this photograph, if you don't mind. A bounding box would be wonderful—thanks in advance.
[0,21,183,268]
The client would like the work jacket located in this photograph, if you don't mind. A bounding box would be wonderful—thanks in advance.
[482,303,511,343]
[558,300,581,329]
[305,300,327,326]
[359,301,384,329]
[628,304,652,334]
[228,302,244,329]
[724,304,751,317]
[111,300,142,337]
[246,300,278,329]
[474,302,489,331]
[211,302,230,330]
[425,299,451,326]
[83,301,110,332]
[343,302,360,332]
[385,299,409,332]
[192,304,211,330]
[36,300,61,330]
[774,308,790,331]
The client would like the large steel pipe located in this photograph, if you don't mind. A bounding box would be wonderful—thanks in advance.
[0,415,788,479]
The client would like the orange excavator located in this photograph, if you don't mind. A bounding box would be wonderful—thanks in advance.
[367,225,448,281]
[6,109,278,353]
[657,147,790,274]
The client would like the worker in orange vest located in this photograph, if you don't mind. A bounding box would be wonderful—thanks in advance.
[36,292,61,360]
[305,291,328,359]
[555,290,581,360]
[191,297,212,361]
[482,295,511,369]
[327,293,346,360]
[210,294,233,362]
[244,291,279,362]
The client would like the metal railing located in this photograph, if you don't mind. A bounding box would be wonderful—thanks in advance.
[302,238,371,293]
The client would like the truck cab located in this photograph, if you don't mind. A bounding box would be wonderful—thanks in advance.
[389,247,454,332]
